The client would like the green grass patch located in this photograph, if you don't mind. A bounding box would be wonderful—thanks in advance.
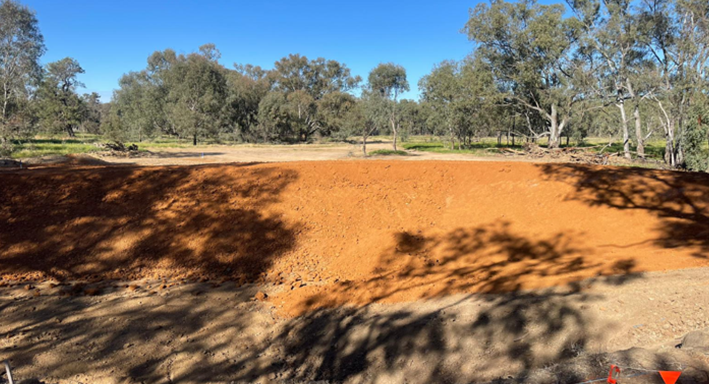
[11,135,103,159]
[403,137,670,161]
[369,149,410,156]
[402,142,495,156]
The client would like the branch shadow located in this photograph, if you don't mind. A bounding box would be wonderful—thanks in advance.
[290,221,641,314]
[0,162,300,283]
[536,164,709,259]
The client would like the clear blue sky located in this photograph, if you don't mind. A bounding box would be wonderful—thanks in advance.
[23,0,482,102]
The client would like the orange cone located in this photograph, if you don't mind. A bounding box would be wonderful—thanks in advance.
[659,371,681,384]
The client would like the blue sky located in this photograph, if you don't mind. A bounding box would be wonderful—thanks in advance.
[23,0,482,102]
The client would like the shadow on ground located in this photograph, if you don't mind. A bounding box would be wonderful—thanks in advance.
[538,164,709,259]
[147,151,226,159]
[287,220,640,315]
[0,162,299,282]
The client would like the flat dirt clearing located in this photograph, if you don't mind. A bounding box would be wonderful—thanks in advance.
[1,160,709,382]
[90,142,524,166]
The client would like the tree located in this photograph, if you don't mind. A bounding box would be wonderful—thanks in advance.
[167,46,228,145]
[226,64,271,141]
[420,57,500,149]
[568,0,651,159]
[257,54,360,142]
[0,0,44,156]
[465,0,585,148]
[317,91,357,140]
[353,90,389,156]
[80,92,104,134]
[398,100,431,137]
[36,57,85,137]
[111,45,229,145]
[638,0,709,167]
[368,63,409,150]
[419,61,460,148]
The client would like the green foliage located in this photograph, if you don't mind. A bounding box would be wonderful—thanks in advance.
[367,63,409,150]
[683,111,709,171]
[0,0,45,157]
[36,57,86,137]
[419,57,501,148]
[464,0,586,148]
[369,149,409,156]
[10,134,101,159]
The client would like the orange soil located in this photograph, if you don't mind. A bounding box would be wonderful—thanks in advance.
[1,161,708,316]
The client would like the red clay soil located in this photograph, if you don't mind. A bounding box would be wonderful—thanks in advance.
[1,161,708,316]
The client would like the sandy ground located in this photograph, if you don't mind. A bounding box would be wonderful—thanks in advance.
[2,157,709,382]
[0,269,708,383]
[92,142,518,166]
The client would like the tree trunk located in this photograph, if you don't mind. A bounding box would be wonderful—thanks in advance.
[547,104,563,149]
[66,125,75,138]
[390,118,398,151]
[665,129,676,167]
[633,104,644,158]
[617,102,631,159]
[449,123,455,150]
[362,134,368,156]
[627,80,644,159]
[193,133,197,146]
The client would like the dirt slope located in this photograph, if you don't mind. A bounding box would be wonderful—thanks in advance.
[1,161,708,317]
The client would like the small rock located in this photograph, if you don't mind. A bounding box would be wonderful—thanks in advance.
[681,329,709,350]
[254,291,268,301]
[84,287,101,296]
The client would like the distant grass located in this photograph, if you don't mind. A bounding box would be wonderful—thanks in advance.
[403,137,670,161]
[369,149,410,156]
[11,135,102,159]
[402,142,498,156]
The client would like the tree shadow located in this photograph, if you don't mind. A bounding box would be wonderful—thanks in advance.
[289,221,640,314]
[148,151,226,159]
[1,277,655,384]
[0,162,300,283]
[537,164,709,259]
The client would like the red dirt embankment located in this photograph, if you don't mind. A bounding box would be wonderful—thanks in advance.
[1,161,708,316]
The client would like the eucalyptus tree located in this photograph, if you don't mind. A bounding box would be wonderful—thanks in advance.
[420,57,500,148]
[316,91,357,140]
[111,49,176,141]
[567,0,651,159]
[354,90,389,156]
[638,0,709,168]
[226,64,272,141]
[166,46,229,145]
[419,61,460,148]
[257,54,360,142]
[464,0,585,148]
[36,58,85,137]
[368,63,409,150]
[80,92,103,134]
[399,100,431,137]
[112,45,229,145]
[0,0,44,155]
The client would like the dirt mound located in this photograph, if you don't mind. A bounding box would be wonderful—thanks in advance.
[1,161,708,316]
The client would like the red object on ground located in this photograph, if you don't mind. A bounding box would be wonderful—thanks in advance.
[607,365,621,384]
[659,371,681,384]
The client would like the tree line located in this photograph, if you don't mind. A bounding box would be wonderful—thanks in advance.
[1,0,708,169]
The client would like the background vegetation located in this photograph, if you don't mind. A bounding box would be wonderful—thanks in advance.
[1,0,708,169]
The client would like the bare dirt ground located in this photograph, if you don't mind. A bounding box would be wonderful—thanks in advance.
[1,159,709,383]
[1,270,708,384]
[92,141,518,166]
